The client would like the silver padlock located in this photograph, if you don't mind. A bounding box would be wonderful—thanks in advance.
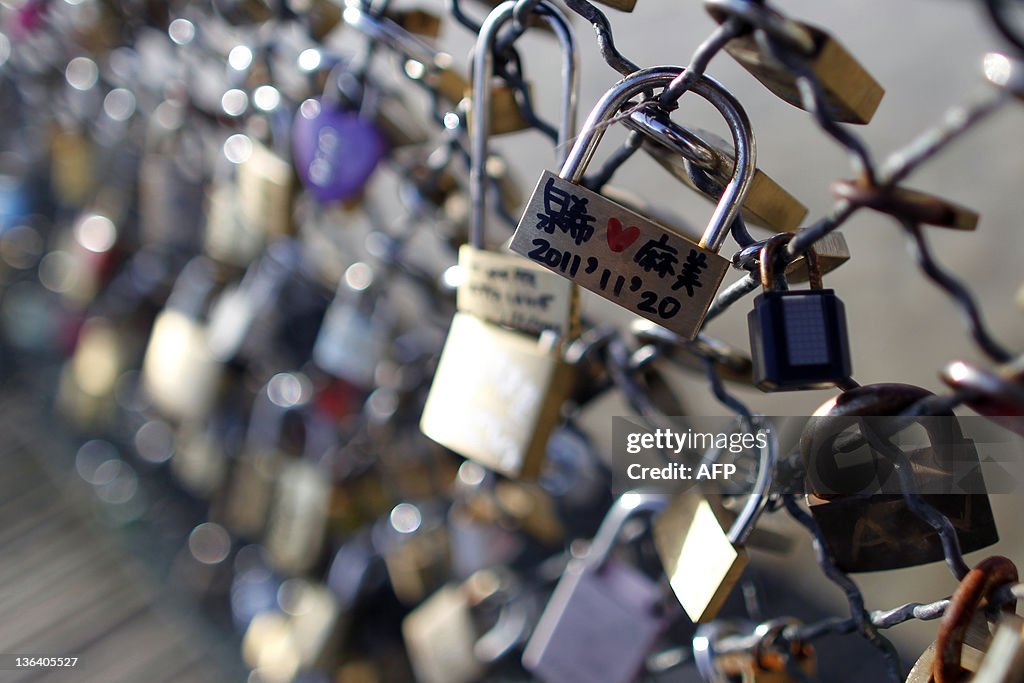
[510,66,755,340]
[522,493,668,683]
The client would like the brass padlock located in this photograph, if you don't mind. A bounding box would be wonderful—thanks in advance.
[218,373,312,539]
[465,81,534,135]
[802,383,999,572]
[49,124,95,207]
[706,0,885,124]
[510,66,755,340]
[624,110,808,232]
[57,316,127,430]
[420,313,574,479]
[654,417,776,623]
[236,136,297,238]
[420,0,578,480]
[905,556,1018,683]
[973,614,1024,682]
[403,571,523,683]
[141,257,225,422]
[242,579,342,681]
[377,502,451,604]
[203,178,265,267]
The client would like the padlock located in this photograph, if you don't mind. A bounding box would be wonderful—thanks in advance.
[420,313,573,479]
[262,391,339,576]
[206,239,302,363]
[465,81,534,136]
[49,124,95,208]
[56,315,127,430]
[456,0,579,337]
[291,75,387,203]
[140,257,225,422]
[420,0,579,480]
[313,264,393,388]
[510,66,755,340]
[403,570,524,683]
[242,579,342,681]
[236,135,297,238]
[522,493,668,683]
[203,177,265,267]
[624,110,808,232]
[733,232,851,284]
[171,418,229,499]
[905,556,1018,683]
[705,0,885,124]
[802,383,999,573]
[654,417,776,623]
[264,458,332,576]
[747,234,852,391]
[972,614,1024,682]
[218,373,313,540]
[375,502,452,605]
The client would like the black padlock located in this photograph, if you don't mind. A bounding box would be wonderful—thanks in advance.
[748,235,851,391]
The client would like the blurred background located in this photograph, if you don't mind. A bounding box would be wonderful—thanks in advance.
[0,0,1022,681]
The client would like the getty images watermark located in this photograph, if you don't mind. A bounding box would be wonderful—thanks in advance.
[610,415,1024,495]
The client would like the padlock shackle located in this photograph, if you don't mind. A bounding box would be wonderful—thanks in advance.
[470,0,577,250]
[585,492,666,569]
[727,416,777,546]
[558,66,755,253]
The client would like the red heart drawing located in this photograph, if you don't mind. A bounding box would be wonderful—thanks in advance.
[606,217,640,253]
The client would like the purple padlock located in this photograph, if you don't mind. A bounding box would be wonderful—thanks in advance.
[292,98,386,204]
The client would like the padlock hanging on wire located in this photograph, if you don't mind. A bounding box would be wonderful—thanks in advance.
[509,66,756,340]
[420,0,580,480]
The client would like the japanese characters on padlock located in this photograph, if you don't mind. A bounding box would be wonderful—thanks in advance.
[510,66,756,340]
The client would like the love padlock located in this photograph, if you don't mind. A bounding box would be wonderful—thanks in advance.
[292,95,386,203]
[509,66,756,340]
[802,383,999,572]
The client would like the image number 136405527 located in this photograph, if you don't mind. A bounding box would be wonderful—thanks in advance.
[510,171,731,340]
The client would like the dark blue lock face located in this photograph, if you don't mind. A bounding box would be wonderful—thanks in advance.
[748,288,852,391]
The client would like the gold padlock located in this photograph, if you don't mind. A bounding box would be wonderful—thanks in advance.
[421,1,578,480]
[625,111,808,232]
[706,0,884,124]
[236,137,297,238]
[654,418,776,623]
[49,125,95,207]
[465,81,534,136]
[420,314,573,479]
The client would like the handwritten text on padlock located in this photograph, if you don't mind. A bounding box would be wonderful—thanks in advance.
[510,172,730,339]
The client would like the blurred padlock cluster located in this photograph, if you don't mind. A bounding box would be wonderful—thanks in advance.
[2,0,1024,682]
